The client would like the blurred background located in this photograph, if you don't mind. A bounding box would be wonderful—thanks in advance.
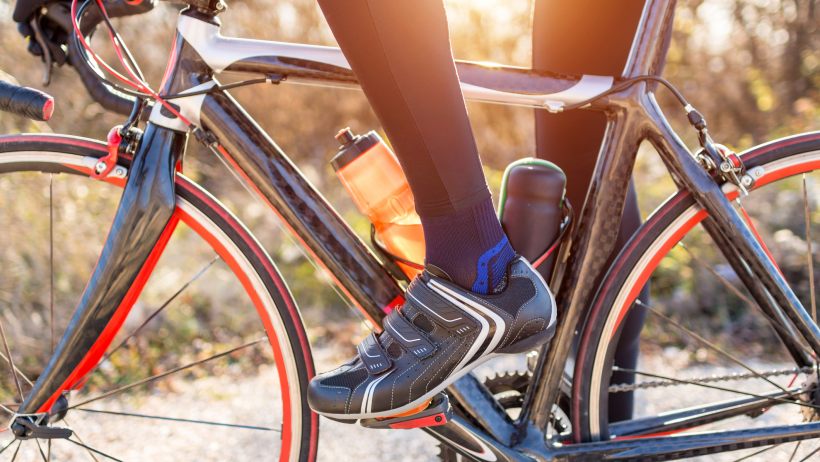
[0,0,817,365]
[0,0,817,460]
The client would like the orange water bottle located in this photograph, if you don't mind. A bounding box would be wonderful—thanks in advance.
[331,128,425,278]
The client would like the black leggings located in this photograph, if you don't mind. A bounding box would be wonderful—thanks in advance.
[533,0,649,422]
[318,0,488,218]
[319,0,650,421]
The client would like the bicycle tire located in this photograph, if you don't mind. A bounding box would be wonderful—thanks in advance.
[0,133,318,462]
[573,131,820,443]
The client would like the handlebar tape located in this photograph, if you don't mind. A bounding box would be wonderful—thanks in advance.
[0,80,54,121]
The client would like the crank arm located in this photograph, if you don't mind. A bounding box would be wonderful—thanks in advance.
[425,413,533,462]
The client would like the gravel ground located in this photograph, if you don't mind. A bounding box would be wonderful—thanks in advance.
[1,349,816,461]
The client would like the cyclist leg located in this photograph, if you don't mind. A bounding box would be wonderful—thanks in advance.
[308,0,556,420]
[320,0,513,294]
[532,0,648,422]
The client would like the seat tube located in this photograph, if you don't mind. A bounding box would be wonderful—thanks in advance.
[15,123,187,417]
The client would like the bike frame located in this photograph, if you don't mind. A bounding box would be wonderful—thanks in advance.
[14,0,820,460]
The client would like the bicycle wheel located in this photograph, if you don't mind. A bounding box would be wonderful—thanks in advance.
[573,132,820,458]
[0,134,317,461]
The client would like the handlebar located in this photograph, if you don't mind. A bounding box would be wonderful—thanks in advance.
[55,0,156,116]
[0,80,54,121]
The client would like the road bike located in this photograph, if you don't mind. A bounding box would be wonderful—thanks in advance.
[0,0,818,460]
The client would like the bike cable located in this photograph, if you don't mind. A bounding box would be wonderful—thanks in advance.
[72,0,192,127]
[563,74,691,111]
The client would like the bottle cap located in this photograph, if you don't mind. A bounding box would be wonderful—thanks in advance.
[330,128,381,171]
[335,127,357,147]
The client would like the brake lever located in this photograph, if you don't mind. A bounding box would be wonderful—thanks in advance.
[29,16,53,86]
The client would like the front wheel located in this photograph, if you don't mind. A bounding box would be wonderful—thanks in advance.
[0,134,318,461]
[573,132,820,459]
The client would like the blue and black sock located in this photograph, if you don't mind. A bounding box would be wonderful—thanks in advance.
[421,199,516,295]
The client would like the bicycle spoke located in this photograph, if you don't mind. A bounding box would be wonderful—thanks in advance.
[49,174,55,354]
[0,318,24,402]
[0,403,18,415]
[638,299,792,395]
[789,440,802,462]
[69,337,265,409]
[9,440,21,461]
[613,367,820,411]
[732,444,777,462]
[97,257,220,368]
[0,351,34,388]
[799,445,820,462]
[64,418,101,462]
[76,408,279,432]
[0,438,16,454]
[803,174,816,323]
[65,438,123,462]
[34,439,48,462]
[679,241,756,306]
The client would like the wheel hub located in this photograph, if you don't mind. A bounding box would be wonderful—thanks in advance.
[9,394,71,440]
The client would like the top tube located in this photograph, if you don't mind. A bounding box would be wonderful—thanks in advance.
[175,13,615,112]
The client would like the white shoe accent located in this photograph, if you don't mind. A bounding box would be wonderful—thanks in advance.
[361,370,393,414]
[429,280,506,361]
[425,281,491,374]
[325,353,499,421]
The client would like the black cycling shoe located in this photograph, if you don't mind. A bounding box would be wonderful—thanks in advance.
[307,256,556,421]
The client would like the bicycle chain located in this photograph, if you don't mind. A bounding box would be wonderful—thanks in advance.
[609,366,817,393]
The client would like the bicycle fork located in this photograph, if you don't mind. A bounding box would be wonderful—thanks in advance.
[11,123,186,433]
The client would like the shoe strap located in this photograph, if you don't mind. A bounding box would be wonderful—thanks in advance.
[407,279,476,333]
[384,310,436,359]
[357,332,392,375]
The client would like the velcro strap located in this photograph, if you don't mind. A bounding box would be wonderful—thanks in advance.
[384,311,436,359]
[406,280,472,331]
[357,332,392,375]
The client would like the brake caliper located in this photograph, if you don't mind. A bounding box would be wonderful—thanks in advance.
[687,105,750,195]
[92,125,142,180]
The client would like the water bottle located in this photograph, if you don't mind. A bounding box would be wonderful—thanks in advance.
[331,128,425,278]
[498,158,566,281]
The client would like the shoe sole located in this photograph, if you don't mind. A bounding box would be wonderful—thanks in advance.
[317,318,556,421]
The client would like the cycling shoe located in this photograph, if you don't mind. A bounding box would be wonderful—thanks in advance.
[307,256,556,421]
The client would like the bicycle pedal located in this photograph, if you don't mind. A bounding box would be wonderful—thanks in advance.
[359,392,451,430]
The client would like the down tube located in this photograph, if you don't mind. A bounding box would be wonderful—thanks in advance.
[199,91,402,324]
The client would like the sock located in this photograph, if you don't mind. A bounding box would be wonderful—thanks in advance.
[421,199,516,295]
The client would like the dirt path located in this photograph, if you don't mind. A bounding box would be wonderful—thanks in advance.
[1,351,815,461]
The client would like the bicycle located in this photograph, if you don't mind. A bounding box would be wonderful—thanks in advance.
[0,0,818,460]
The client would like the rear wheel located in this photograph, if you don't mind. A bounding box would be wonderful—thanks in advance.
[574,132,820,459]
[0,134,318,461]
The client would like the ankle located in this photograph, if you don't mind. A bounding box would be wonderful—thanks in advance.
[421,199,516,295]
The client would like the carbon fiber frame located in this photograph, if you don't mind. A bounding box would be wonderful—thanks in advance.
[15,0,820,460]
